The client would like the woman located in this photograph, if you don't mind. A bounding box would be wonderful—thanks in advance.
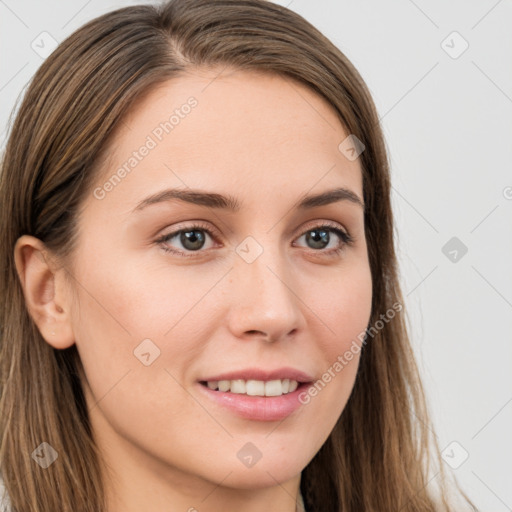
[0,1,478,511]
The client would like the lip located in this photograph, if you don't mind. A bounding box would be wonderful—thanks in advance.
[197,382,312,421]
[200,367,314,383]
[197,367,314,422]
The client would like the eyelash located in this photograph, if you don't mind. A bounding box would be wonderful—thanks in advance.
[155,221,354,259]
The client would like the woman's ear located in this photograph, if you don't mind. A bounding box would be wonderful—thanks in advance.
[14,235,75,349]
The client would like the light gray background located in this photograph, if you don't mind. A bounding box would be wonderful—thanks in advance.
[1,1,511,510]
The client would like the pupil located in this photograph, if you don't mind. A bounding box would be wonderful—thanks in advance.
[181,230,205,250]
[307,229,329,249]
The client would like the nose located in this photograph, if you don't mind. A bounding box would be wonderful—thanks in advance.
[225,240,305,343]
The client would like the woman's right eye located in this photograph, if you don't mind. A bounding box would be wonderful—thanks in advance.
[155,223,217,257]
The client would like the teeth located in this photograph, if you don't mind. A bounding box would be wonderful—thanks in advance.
[246,380,265,396]
[230,379,246,394]
[218,380,230,392]
[265,379,282,396]
[204,378,300,396]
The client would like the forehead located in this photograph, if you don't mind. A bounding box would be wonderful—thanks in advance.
[89,68,363,214]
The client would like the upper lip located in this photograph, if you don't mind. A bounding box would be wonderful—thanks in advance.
[200,367,314,383]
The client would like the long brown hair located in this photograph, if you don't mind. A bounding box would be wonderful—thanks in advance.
[0,1,478,510]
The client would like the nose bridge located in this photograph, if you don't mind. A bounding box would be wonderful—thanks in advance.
[227,234,303,340]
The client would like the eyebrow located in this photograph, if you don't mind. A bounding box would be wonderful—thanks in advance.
[132,186,364,213]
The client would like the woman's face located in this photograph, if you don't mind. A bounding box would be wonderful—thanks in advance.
[66,68,372,501]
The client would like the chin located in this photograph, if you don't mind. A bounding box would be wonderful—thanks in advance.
[215,463,304,490]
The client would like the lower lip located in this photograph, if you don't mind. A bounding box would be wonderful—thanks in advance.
[197,382,311,421]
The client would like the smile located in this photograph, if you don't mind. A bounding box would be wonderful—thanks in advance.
[197,368,314,421]
[201,378,299,397]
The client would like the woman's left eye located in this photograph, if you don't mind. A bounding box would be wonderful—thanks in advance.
[155,222,353,258]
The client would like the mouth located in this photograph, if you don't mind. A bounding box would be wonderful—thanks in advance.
[199,378,300,397]
[196,368,314,421]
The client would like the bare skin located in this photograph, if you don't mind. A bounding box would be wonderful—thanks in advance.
[15,68,372,512]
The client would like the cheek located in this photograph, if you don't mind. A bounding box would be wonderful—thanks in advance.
[71,250,193,340]
[310,261,373,353]
[69,256,219,408]
[295,261,372,432]
[70,269,205,446]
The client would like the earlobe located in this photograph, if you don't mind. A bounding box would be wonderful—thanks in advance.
[14,235,75,349]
